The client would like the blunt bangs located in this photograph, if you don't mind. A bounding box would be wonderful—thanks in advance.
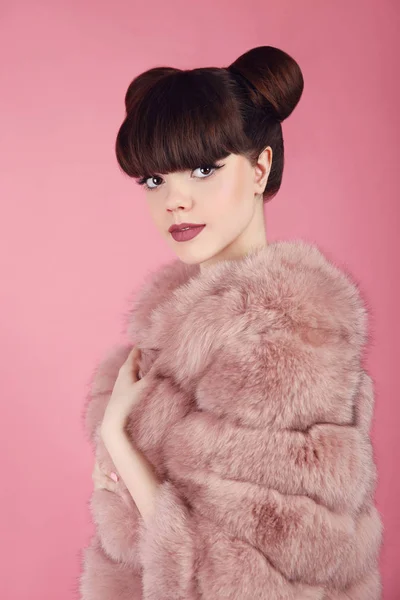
[115,68,254,179]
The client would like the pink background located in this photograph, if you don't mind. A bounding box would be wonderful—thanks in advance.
[1,1,398,598]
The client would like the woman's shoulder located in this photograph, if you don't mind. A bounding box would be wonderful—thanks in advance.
[257,239,370,347]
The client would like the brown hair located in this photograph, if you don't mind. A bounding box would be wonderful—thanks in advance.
[115,46,304,202]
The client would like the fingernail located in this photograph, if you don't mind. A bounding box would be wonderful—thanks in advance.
[110,472,119,482]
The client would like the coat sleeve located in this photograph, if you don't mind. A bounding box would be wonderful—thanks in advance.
[79,533,143,600]
[137,482,201,599]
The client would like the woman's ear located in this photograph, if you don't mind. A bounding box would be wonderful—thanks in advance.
[254,146,272,194]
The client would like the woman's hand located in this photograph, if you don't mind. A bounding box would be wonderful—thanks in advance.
[100,345,150,437]
[92,458,120,493]
[91,458,133,506]
[98,345,160,522]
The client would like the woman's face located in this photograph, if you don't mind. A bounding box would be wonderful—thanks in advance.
[139,149,272,271]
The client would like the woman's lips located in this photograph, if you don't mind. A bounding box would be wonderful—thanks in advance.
[170,225,206,242]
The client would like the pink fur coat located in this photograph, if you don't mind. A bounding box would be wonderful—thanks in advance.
[79,239,383,599]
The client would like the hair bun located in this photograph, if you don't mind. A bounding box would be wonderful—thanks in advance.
[227,46,304,122]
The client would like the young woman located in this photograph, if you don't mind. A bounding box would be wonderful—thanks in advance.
[79,45,383,599]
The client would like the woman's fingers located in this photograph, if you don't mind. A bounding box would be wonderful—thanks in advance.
[125,346,142,379]
[125,346,140,367]
[93,477,117,493]
[93,474,118,492]
[92,460,119,493]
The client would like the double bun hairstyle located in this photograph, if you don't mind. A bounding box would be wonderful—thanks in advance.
[115,45,304,202]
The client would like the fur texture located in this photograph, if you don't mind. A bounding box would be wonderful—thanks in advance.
[79,239,383,599]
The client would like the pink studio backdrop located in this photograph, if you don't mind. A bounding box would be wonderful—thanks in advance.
[1,1,398,598]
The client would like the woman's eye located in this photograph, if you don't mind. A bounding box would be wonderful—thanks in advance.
[192,166,216,178]
[137,163,223,191]
[142,175,162,190]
